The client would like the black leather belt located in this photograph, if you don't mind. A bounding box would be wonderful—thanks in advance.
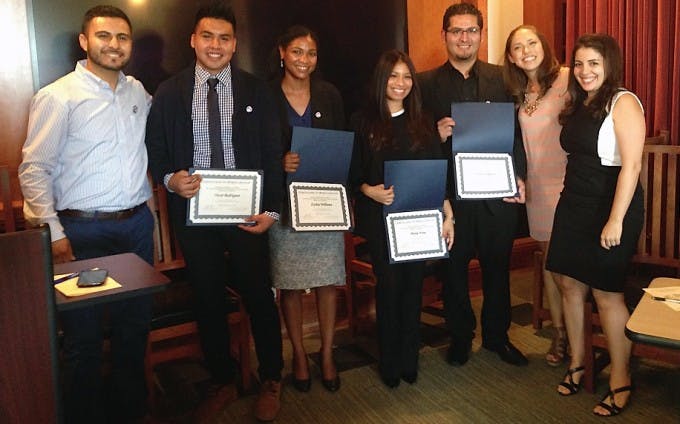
[58,203,145,220]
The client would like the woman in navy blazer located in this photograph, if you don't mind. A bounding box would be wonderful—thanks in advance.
[268,25,346,393]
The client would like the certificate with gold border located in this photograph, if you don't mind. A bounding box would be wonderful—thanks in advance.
[289,182,351,231]
[454,152,517,199]
[187,168,262,225]
[385,209,448,263]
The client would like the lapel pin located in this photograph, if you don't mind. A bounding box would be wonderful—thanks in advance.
[246,105,253,113]
[315,111,322,118]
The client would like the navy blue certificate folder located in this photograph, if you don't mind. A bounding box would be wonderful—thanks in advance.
[287,126,354,184]
[383,159,447,214]
[450,102,515,153]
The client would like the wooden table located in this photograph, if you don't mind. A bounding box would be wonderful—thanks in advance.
[625,277,680,350]
[54,252,170,311]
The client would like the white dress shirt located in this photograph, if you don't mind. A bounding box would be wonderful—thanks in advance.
[19,60,152,241]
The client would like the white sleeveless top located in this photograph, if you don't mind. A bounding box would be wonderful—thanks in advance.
[597,90,643,166]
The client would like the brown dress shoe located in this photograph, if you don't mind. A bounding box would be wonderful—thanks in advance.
[193,383,238,423]
[254,380,281,422]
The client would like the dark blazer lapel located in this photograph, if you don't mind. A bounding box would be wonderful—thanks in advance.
[180,67,194,119]
[230,66,246,167]
[179,66,196,167]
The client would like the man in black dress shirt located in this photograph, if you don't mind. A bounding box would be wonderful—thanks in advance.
[419,3,529,367]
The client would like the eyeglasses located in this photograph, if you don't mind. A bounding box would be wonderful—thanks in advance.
[445,27,481,38]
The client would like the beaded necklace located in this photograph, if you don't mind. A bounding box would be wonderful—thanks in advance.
[523,91,542,116]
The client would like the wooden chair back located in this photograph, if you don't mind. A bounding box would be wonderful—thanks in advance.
[1,165,16,232]
[643,130,670,145]
[149,183,185,271]
[343,232,377,336]
[0,225,61,422]
[634,143,680,273]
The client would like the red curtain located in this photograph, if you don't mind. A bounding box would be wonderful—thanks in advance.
[565,0,679,145]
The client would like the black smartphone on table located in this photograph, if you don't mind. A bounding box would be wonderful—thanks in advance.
[76,269,108,287]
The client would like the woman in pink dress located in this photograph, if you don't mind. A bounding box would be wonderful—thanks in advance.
[503,25,569,366]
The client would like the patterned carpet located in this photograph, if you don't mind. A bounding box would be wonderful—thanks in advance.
[151,267,680,423]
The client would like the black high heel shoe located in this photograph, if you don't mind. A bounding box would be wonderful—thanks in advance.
[292,376,311,392]
[291,355,311,393]
[594,385,633,417]
[319,351,341,392]
[558,365,585,396]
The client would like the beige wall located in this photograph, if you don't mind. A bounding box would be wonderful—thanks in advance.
[487,0,523,64]
[0,0,33,198]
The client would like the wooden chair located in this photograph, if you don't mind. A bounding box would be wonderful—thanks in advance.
[343,232,377,336]
[582,143,680,392]
[144,184,252,406]
[632,143,680,272]
[1,165,16,233]
[0,225,61,423]
[643,129,670,145]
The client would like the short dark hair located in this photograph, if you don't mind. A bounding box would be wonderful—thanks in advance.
[442,3,483,31]
[561,33,624,122]
[194,1,236,33]
[82,5,132,34]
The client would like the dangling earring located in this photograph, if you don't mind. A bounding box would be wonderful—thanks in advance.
[280,59,283,68]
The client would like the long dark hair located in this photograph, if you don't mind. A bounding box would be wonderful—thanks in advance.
[269,25,320,79]
[560,33,624,123]
[502,25,560,105]
[363,50,433,151]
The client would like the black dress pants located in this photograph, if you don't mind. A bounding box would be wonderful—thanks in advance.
[443,200,517,348]
[368,233,425,380]
[177,225,283,382]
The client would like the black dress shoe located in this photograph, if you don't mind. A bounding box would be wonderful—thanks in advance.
[292,377,311,392]
[446,340,472,366]
[483,342,528,366]
[381,375,400,388]
[401,372,417,384]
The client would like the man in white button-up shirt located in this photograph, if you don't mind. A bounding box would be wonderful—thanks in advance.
[19,5,153,423]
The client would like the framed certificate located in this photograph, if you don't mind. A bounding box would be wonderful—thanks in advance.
[187,168,262,225]
[385,209,448,263]
[454,152,517,199]
[289,182,351,231]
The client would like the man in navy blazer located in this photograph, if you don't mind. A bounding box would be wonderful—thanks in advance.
[146,2,283,421]
[419,3,529,368]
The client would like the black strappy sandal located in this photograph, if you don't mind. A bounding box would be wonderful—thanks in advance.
[558,365,585,396]
[594,385,633,417]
